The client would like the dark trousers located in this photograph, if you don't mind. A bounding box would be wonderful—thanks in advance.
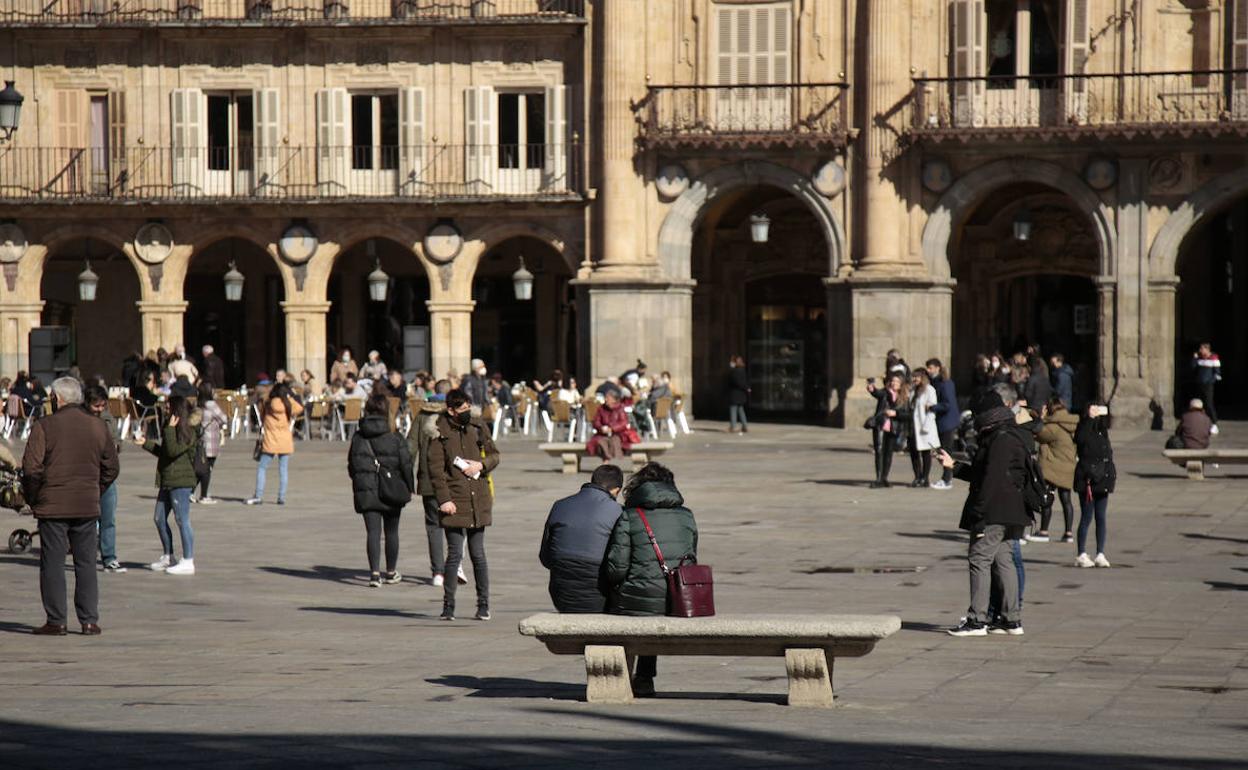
[423,496,446,576]
[909,446,932,484]
[1040,486,1073,534]
[39,517,99,626]
[196,456,218,498]
[938,429,956,483]
[872,429,896,483]
[444,527,488,612]
[1199,382,1218,424]
[363,509,401,574]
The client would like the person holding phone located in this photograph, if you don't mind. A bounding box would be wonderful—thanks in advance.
[137,396,200,576]
[867,374,908,489]
[1073,403,1116,568]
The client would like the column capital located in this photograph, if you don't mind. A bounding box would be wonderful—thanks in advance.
[0,302,45,314]
[136,301,190,312]
[1147,274,1181,290]
[280,301,333,314]
[426,300,476,313]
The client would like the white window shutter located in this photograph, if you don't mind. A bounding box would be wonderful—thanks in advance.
[1233,0,1248,118]
[108,91,126,173]
[772,6,791,85]
[170,88,204,193]
[464,86,494,190]
[716,7,734,85]
[398,87,425,192]
[951,0,986,127]
[253,88,281,194]
[543,84,567,189]
[1062,0,1090,122]
[316,87,349,196]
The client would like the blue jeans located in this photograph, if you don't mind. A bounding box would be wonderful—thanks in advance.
[1078,493,1109,555]
[98,481,118,563]
[728,404,748,431]
[154,487,194,559]
[255,453,290,501]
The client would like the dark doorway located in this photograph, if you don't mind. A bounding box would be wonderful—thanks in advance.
[327,239,430,378]
[996,274,1098,408]
[745,275,829,420]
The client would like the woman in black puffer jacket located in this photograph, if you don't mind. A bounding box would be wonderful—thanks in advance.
[1073,404,1116,569]
[605,462,698,697]
[348,394,415,587]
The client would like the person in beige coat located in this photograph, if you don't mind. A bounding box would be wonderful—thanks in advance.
[246,382,304,506]
[1034,395,1078,543]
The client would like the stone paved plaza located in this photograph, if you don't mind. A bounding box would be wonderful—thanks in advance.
[0,421,1245,768]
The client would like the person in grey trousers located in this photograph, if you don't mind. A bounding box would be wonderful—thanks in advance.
[539,465,624,613]
[409,402,464,588]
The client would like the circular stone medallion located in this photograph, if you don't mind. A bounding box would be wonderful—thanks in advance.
[134,223,174,264]
[921,160,953,194]
[278,224,318,264]
[0,224,27,263]
[655,164,691,200]
[1084,158,1118,191]
[424,222,463,264]
[812,160,846,197]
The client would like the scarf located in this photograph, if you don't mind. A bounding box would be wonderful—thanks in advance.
[974,406,1015,434]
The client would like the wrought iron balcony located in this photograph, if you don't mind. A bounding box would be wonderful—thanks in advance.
[0,0,583,25]
[0,143,584,202]
[910,69,1248,141]
[637,83,850,149]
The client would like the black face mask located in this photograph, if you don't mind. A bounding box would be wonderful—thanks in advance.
[454,410,472,426]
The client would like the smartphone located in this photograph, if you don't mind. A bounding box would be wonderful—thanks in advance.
[867,377,877,385]
[1090,405,1109,417]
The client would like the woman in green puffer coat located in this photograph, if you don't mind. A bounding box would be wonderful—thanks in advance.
[604,462,698,697]
[134,395,201,575]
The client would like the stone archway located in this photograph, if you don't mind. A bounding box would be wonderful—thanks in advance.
[657,161,845,282]
[1149,165,1248,277]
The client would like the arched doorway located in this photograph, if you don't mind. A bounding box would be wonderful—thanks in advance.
[692,185,831,421]
[40,237,142,384]
[472,236,574,385]
[328,238,430,377]
[951,183,1100,406]
[1174,197,1248,419]
[185,238,285,388]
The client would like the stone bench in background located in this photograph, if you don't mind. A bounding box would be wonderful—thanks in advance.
[1162,448,1248,480]
[538,441,673,474]
[518,613,901,707]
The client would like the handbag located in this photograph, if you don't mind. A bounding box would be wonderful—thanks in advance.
[636,507,714,618]
[364,436,412,508]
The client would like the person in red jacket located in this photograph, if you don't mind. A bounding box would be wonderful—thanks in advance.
[587,391,640,463]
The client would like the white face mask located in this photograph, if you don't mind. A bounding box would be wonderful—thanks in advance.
[342,354,351,363]
[476,368,487,377]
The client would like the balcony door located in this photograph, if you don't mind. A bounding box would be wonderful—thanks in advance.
[205,93,254,196]
[350,93,399,196]
[714,2,791,131]
[172,88,279,197]
[465,85,566,195]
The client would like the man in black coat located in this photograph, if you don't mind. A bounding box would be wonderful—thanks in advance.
[938,388,1031,636]
[539,465,624,613]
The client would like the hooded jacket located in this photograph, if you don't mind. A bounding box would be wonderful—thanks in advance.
[348,414,415,513]
[540,483,623,613]
[604,480,698,616]
[427,413,500,528]
[141,411,202,490]
[953,421,1033,532]
[1036,407,1078,490]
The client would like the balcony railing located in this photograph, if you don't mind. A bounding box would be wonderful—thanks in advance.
[638,83,850,148]
[0,0,583,24]
[911,69,1248,139]
[0,144,584,202]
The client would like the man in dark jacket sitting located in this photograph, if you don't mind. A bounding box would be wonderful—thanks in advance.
[539,465,624,613]
[937,388,1030,637]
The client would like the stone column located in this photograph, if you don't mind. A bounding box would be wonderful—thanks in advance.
[1147,275,1180,418]
[427,300,475,379]
[1095,277,1116,405]
[0,303,45,378]
[138,301,188,354]
[1108,158,1152,425]
[283,301,331,382]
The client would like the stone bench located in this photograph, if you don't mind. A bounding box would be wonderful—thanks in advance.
[1162,449,1248,480]
[518,613,901,707]
[538,441,673,474]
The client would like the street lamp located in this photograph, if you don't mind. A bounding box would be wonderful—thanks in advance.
[512,256,534,301]
[0,81,23,142]
[749,211,770,243]
[77,262,99,302]
[223,261,245,301]
[1012,208,1033,242]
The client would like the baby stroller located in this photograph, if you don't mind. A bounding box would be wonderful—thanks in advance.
[0,444,34,553]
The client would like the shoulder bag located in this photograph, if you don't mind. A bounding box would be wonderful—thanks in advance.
[365,436,413,508]
[635,507,714,618]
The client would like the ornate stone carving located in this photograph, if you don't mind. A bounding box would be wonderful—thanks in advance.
[785,648,834,708]
[655,164,690,200]
[424,222,463,264]
[1084,157,1118,191]
[1148,156,1184,192]
[278,224,318,264]
[438,263,453,292]
[812,160,846,198]
[583,645,633,704]
[134,223,174,264]
[0,224,27,264]
[921,160,953,193]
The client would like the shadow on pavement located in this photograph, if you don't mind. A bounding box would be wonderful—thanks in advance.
[1183,533,1248,545]
[299,606,433,619]
[802,479,874,487]
[0,620,34,634]
[258,565,366,585]
[0,712,1237,769]
[426,674,583,700]
[1204,581,1248,592]
[894,531,965,543]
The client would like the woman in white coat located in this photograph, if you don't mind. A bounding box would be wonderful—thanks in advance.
[907,369,940,488]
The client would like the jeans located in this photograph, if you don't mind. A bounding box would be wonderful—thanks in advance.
[98,481,119,563]
[728,404,748,432]
[154,487,194,559]
[967,524,1019,624]
[938,429,956,484]
[39,517,99,625]
[196,456,218,499]
[424,496,446,575]
[872,429,897,483]
[363,509,401,574]
[255,453,290,501]
[443,527,488,613]
[1078,492,1109,555]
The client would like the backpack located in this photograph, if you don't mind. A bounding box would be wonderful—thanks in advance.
[1004,429,1053,517]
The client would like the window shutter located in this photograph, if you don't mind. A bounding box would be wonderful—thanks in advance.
[253,88,281,194]
[316,87,349,196]
[1233,0,1248,118]
[464,86,494,190]
[54,90,88,195]
[1063,0,1090,122]
[543,84,567,189]
[772,6,791,85]
[398,87,425,192]
[170,88,204,193]
[108,91,126,187]
[716,6,734,85]
[951,0,986,127]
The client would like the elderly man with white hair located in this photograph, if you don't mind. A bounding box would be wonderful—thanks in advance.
[461,358,490,413]
[22,377,120,636]
[201,344,226,389]
[168,344,199,383]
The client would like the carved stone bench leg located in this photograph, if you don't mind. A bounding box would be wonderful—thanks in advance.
[1186,460,1205,481]
[785,648,834,707]
[560,453,580,474]
[630,452,649,471]
[583,644,633,704]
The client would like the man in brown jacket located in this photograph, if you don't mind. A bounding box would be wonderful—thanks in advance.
[22,377,120,636]
[428,388,500,621]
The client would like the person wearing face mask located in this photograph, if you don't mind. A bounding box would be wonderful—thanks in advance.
[461,359,489,413]
[428,389,500,621]
[330,346,359,389]
[359,350,388,383]
[540,464,624,613]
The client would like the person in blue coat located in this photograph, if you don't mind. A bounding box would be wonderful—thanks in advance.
[1048,353,1076,410]
[539,465,624,613]
[925,359,960,490]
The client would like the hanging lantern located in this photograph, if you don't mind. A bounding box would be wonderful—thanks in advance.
[367,260,389,302]
[1013,208,1033,242]
[749,211,770,243]
[77,261,99,302]
[512,256,534,301]
[0,81,24,141]
[223,261,245,302]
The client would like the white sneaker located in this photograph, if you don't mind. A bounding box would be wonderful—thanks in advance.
[166,558,195,575]
[199,497,219,505]
[149,554,172,572]
[1027,534,1050,543]
[1075,553,1095,568]
[929,480,951,490]
[1093,553,1111,568]
[457,565,468,585]
[244,498,263,506]
[432,573,445,587]
[1210,424,1219,435]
